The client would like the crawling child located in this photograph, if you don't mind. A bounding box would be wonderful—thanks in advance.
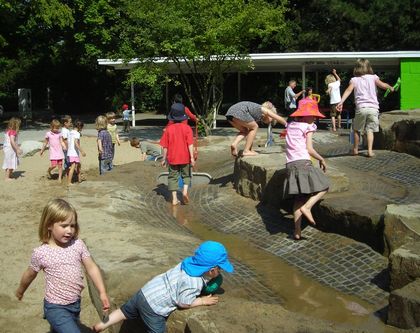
[129,137,162,161]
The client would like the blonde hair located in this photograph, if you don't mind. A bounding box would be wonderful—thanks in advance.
[61,115,72,125]
[261,101,277,125]
[130,137,140,147]
[50,119,61,130]
[353,59,374,77]
[95,115,108,130]
[7,117,21,132]
[325,74,336,85]
[38,198,79,243]
[106,112,116,120]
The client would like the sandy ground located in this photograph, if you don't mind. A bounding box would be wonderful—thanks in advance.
[0,134,140,333]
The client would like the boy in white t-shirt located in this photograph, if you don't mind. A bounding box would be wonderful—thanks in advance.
[325,69,341,132]
[67,120,86,186]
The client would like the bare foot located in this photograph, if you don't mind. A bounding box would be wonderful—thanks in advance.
[294,222,301,240]
[367,152,375,158]
[351,148,359,156]
[300,206,316,226]
[230,145,238,157]
[172,200,180,206]
[242,150,258,157]
[4,178,14,182]
[182,193,189,205]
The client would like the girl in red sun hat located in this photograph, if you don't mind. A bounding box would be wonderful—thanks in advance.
[283,98,330,240]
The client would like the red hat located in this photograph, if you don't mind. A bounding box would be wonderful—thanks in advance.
[122,104,129,110]
[290,98,325,118]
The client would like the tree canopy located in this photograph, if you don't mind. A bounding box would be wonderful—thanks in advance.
[0,0,418,115]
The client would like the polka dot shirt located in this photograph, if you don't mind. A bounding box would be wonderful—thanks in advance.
[30,239,90,305]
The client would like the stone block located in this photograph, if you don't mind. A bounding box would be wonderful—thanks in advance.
[315,193,386,252]
[234,154,349,208]
[389,241,420,291]
[384,204,420,256]
[376,109,420,157]
[387,278,420,329]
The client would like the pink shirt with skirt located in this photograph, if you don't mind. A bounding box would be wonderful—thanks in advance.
[285,122,317,163]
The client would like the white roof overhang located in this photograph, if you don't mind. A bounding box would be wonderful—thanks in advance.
[98,51,420,73]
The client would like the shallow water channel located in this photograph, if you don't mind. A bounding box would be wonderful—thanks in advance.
[168,204,398,333]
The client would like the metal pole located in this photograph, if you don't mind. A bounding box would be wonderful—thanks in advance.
[302,64,306,96]
[166,81,169,112]
[212,83,217,129]
[131,81,135,127]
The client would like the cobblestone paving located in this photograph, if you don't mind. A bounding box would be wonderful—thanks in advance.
[190,183,389,306]
[330,151,420,204]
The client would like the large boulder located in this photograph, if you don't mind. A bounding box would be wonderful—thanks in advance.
[314,192,386,252]
[389,241,420,291]
[376,109,420,157]
[383,204,420,256]
[387,278,420,329]
[233,153,349,208]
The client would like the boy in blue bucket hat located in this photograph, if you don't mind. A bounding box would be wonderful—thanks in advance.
[93,241,234,333]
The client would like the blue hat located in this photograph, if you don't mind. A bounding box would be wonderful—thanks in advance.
[168,103,188,122]
[181,241,234,277]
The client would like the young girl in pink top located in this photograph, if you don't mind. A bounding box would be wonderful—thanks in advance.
[337,59,394,157]
[2,117,22,181]
[40,119,66,182]
[283,98,329,240]
[16,198,110,333]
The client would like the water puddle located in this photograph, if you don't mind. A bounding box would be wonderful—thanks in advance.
[169,205,397,333]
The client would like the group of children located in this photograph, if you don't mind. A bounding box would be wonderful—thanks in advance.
[227,59,395,239]
[40,115,86,185]
[9,58,397,331]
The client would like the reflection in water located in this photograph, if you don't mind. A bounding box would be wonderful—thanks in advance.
[167,204,398,333]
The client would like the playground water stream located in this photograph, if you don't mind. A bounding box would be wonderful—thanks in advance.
[168,204,399,333]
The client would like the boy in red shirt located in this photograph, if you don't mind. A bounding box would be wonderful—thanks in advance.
[160,103,195,205]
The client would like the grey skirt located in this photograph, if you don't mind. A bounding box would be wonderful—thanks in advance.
[283,159,330,197]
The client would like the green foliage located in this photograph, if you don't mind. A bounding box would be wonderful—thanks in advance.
[112,0,290,131]
[287,0,420,51]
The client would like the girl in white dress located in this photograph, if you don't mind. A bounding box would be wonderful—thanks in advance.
[2,117,22,181]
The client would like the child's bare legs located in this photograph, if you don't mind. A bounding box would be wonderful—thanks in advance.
[171,191,179,205]
[331,116,336,131]
[366,131,375,157]
[300,190,328,225]
[352,130,360,155]
[228,118,248,156]
[293,197,305,240]
[57,165,63,182]
[93,308,127,332]
[242,121,259,156]
[47,166,55,178]
[67,163,75,186]
[76,164,82,182]
[182,184,189,204]
[337,113,342,129]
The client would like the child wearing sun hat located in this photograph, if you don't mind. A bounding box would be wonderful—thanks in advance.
[283,97,330,240]
[93,241,234,333]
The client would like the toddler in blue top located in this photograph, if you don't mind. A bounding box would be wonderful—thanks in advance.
[93,241,234,333]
